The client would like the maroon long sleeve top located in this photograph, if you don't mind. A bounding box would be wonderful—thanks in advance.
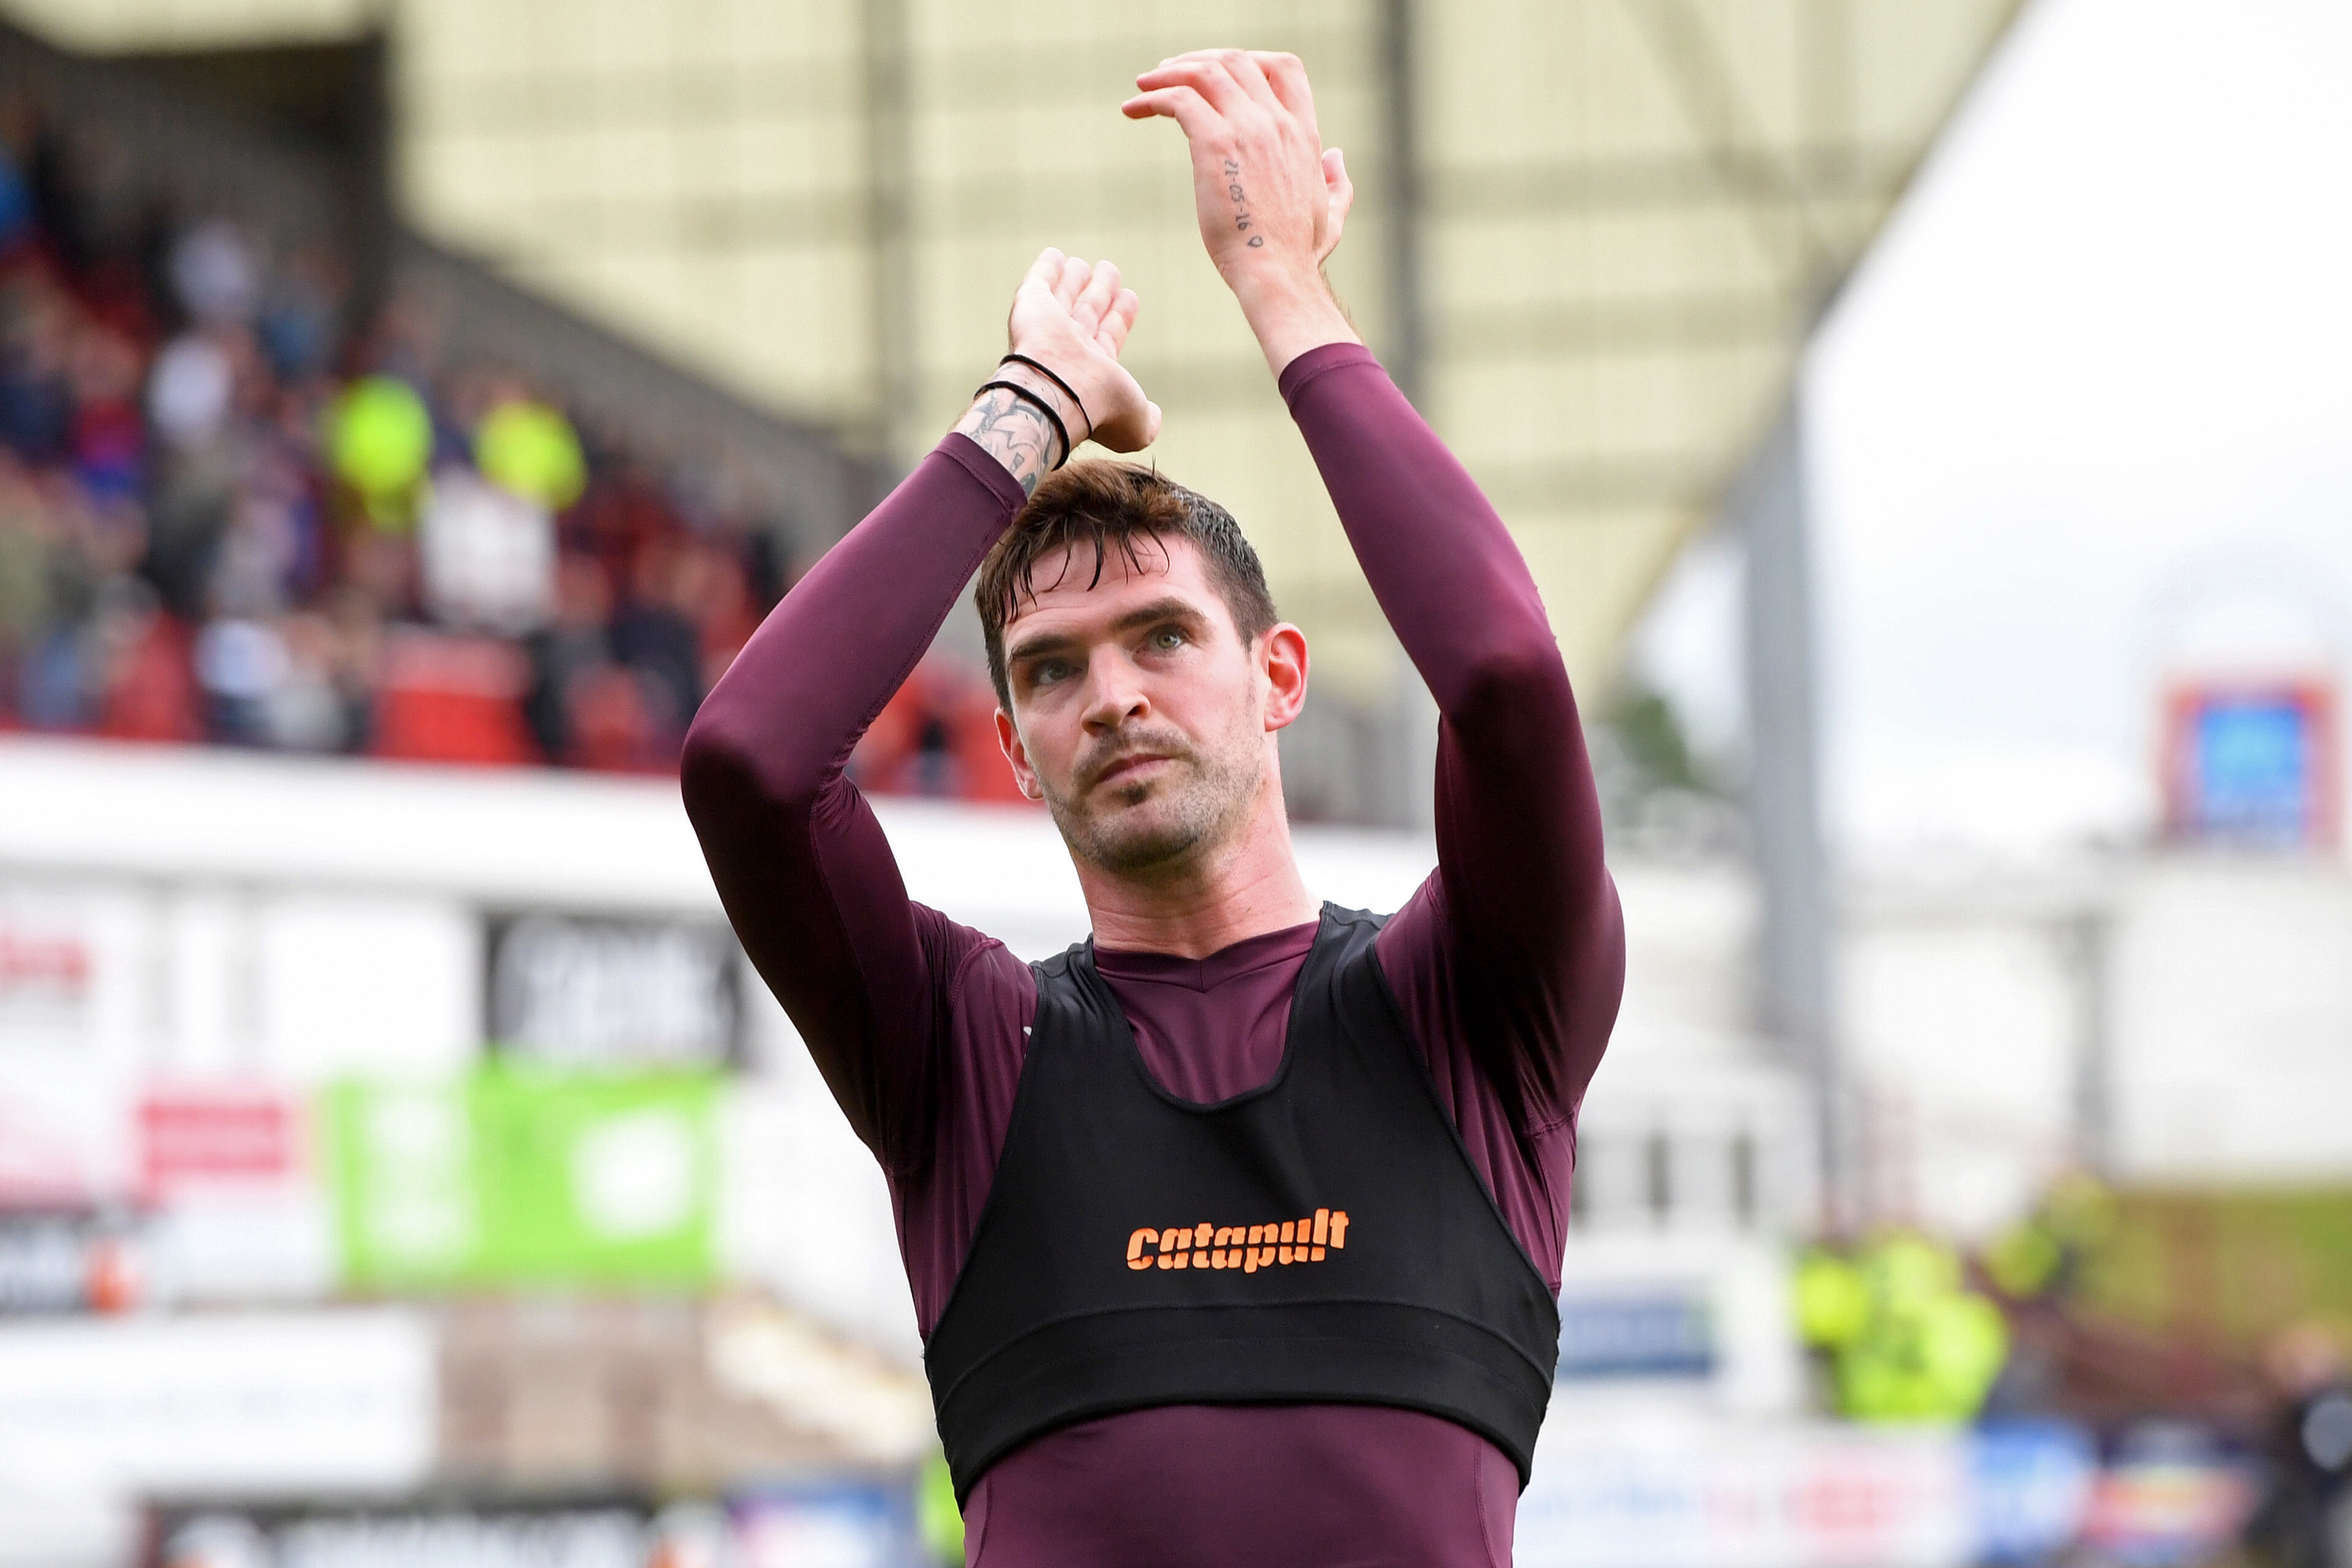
[682,343,1624,1567]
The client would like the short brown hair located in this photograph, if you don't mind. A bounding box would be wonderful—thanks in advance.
[976,461,1277,709]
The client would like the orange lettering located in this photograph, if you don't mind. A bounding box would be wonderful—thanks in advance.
[1135,1214,1344,1273]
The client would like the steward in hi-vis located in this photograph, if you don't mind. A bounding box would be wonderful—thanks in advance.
[684,48,1624,1568]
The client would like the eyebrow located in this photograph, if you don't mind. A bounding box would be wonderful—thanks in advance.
[1004,597,1207,667]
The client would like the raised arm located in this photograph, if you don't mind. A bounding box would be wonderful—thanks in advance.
[680,250,1157,1165]
[1127,51,1623,1123]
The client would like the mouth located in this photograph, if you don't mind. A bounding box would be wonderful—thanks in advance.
[1091,752,1175,788]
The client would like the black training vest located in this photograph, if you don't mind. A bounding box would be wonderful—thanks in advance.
[923,905,1561,1503]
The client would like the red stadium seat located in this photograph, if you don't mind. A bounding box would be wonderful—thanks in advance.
[369,630,541,766]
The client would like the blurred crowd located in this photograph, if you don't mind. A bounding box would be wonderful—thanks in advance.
[0,109,793,772]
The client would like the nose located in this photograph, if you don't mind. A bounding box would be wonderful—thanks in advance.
[1079,648,1148,734]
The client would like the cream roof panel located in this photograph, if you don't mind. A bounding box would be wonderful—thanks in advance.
[4,0,2022,695]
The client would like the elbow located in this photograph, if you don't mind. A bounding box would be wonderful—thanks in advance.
[1450,637,1578,730]
[678,712,753,831]
[680,701,821,834]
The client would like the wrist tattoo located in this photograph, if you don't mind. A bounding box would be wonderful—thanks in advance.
[1223,158,1265,248]
[957,385,1058,497]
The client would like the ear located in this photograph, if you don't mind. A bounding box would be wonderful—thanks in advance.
[995,706,1045,801]
[1260,623,1309,732]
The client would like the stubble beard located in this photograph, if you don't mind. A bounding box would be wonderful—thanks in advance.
[1042,715,1265,878]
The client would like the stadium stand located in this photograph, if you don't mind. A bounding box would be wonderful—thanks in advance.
[0,20,900,780]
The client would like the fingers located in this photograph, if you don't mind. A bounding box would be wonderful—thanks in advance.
[1120,83,1214,134]
[1135,55,1249,116]
[1214,49,1285,114]
[1052,253,1091,309]
[1251,52,1316,125]
[1096,287,1140,356]
[1022,246,1067,293]
[1151,49,1285,115]
[1071,258,1122,338]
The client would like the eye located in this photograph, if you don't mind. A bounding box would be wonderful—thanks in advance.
[1149,626,1186,651]
[1032,658,1072,686]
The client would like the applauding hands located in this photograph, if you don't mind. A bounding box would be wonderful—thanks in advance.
[1003,248,1160,454]
[958,48,1361,488]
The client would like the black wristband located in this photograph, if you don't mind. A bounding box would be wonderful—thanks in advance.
[999,354,1093,442]
[973,378,1071,469]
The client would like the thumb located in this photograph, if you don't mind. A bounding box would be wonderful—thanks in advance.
[1319,149,1355,259]
[1324,147,1353,209]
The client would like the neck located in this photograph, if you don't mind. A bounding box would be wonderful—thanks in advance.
[1076,777,1320,959]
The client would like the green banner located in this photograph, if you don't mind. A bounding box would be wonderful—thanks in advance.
[326,1066,719,1289]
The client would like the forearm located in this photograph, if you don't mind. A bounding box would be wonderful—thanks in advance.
[687,436,1026,813]
[1286,344,1621,1115]
[680,433,1026,1150]
[682,239,1150,1153]
[1280,345,1556,713]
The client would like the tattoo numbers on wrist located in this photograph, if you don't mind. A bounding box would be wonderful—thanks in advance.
[1223,158,1265,248]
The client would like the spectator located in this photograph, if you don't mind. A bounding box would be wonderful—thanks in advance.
[523,551,612,763]
[419,467,553,635]
[609,536,701,745]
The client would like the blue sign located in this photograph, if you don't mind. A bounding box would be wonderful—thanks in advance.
[1970,1418,2097,1565]
[2173,686,2330,847]
[731,1480,915,1568]
[1556,1289,1715,1380]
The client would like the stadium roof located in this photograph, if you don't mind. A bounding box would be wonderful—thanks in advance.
[4,0,2024,695]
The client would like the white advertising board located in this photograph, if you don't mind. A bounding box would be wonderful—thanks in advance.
[0,1309,436,1497]
[1518,1416,1970,1568]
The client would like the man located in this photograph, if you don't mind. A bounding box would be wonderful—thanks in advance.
[684,49,1623,1567]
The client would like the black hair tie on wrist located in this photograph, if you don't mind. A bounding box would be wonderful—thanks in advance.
[975,378,1071,470]
[999,354,1093,443]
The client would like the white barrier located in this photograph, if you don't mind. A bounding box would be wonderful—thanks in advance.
[0,1309,436,1498]
[1519,1416,1972,1568]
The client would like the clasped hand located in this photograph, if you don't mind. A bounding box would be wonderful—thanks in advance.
[1003,250,1159,454]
